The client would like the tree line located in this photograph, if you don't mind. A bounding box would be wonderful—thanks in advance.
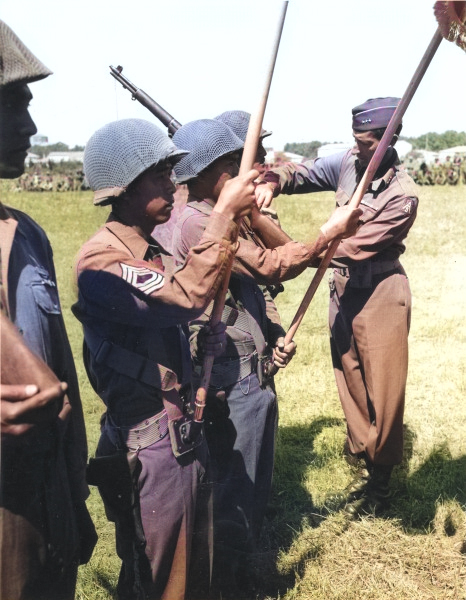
[30,131,466,162]
[284,130,466,160]
[29,142,85,158]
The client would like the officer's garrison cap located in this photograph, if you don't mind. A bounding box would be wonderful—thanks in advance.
[352,97,401,131]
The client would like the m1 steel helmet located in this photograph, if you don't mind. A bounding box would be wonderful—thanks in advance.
[173,119,244,184]
[84,118,188,205]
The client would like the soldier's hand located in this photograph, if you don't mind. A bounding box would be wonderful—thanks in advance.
[254,181,276,209]
[199,322,227,358]
[214,169,259,220]
[272,337,297,369]
[1,381,68,437]
[320,206,363,242]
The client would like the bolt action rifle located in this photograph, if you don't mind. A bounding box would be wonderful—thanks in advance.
[110,65,181,136]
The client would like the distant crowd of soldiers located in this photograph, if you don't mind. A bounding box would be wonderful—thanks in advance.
[404,154,466,186]
[8,164,90,192]
[8,154,466,192]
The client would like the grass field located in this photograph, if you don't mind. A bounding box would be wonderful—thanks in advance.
[3,183,465,599]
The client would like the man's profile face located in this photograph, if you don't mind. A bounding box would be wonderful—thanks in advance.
[0,83,37,179]
[205,152,241,200]
[352,130,380,168]
[128,162,177,227]
[253,141,267,175]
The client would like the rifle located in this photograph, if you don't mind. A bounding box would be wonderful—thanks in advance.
[110,65,181,135]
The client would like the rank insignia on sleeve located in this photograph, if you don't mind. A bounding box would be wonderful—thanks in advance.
[402,199,413,213]
[120,264,164,294]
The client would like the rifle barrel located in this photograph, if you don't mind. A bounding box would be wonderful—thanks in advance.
[109,65,181,135]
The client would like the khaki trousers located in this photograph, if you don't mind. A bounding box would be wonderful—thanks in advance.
[329,269,411,465]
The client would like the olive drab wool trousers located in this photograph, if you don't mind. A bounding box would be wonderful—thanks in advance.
[329,268,412,466]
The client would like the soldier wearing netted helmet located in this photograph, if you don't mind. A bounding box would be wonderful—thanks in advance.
[72,117,258,600]
[256,97,419,518]
[0,19,97,600]
[215,109,272,176]
[171,118,361,593]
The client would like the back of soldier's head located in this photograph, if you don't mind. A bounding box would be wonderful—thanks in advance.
[214,110,272,142]
[84,118,188,206]
[172,119,244,184]
[0,21,52,179]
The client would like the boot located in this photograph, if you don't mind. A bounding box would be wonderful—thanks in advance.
[343,439,366,470]
[322,449,370,512]
[345,463,393,518]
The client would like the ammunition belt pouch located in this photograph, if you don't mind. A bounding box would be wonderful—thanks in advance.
[85,329,203,457]
[195,350,274,390]
[196,300,273,390]
[103,410,169,452]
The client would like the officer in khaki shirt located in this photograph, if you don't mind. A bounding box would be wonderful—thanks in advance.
[256,97,419,518]
[73,118,258,600]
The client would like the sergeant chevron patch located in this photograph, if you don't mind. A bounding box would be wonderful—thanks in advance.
[120,264,164,294]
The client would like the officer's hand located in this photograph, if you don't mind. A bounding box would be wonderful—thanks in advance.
[1,381,68,436]
[254,181,276,209]
[272,337,297,369]
[320,206,363,242]
[199,322,227,358]
[214,169,259,221]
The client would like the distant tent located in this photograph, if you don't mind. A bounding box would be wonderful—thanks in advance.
[317,143,353,158]
[438,146,466,159]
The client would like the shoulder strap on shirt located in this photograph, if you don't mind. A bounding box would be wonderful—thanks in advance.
[84,326,181,391]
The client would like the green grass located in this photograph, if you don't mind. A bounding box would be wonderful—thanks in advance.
[3,183,465,600]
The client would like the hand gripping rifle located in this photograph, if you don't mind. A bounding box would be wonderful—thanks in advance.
[282,0,466,348]
[110,65,181,136]
[192,0,288,427]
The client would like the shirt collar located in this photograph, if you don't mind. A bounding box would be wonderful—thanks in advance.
[105,213,152,259]
[0,204,28,239]
[188,194,216,209]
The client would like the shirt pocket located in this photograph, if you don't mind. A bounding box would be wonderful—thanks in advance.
[31,268,61,315]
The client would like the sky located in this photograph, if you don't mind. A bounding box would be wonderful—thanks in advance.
[3,0,466,150]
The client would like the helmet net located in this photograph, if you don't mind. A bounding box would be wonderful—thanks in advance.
[173,119,244,183]
[84,119,188,203]
[0,20,52,86]
[215,110,272,142]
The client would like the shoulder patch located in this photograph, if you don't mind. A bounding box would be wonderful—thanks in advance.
[402,198,414,214]
[120,264,164,295]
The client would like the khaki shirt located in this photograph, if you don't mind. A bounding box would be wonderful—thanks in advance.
[266,148,419,266]
[73,211,239,423]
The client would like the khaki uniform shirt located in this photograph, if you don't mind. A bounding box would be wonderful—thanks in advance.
[73,211,238,423]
